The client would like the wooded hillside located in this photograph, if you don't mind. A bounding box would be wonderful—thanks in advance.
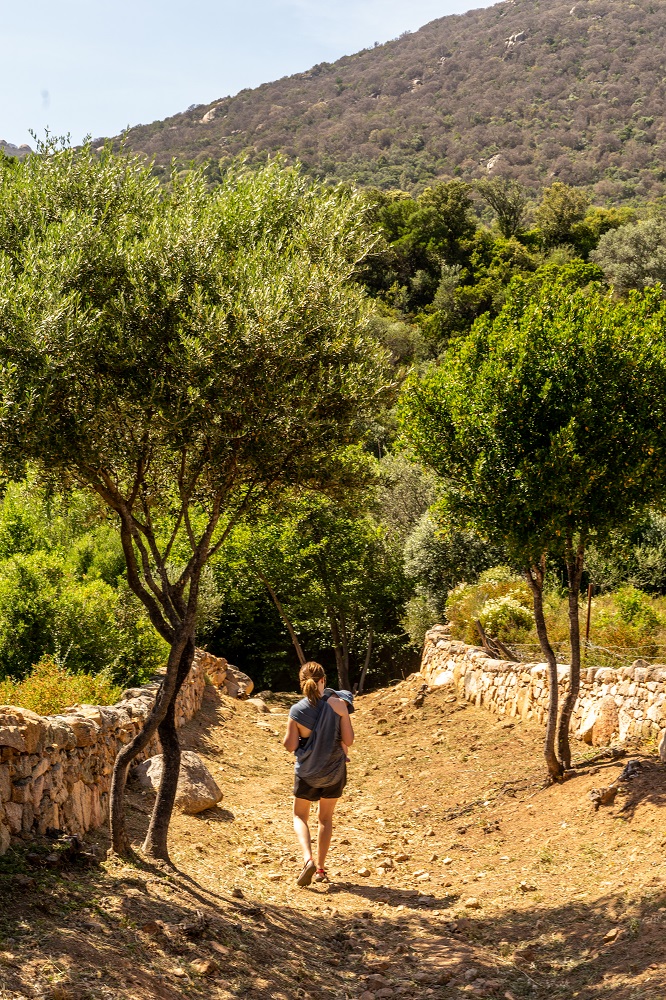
[120,0,666,199]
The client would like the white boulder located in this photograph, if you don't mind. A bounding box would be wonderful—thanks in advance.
[132,751,222,814]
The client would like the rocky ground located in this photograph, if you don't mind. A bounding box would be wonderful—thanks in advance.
[1,675,666,999]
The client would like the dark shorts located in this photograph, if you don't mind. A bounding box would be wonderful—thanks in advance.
[294,766,347,802]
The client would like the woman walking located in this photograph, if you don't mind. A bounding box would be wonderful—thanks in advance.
[283,662,354,886]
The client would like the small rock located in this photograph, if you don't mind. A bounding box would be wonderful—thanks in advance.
[514,946,537,961]
[191,958,219,977]
[394,853,410,863]
[619,759,642,780]
[463,897,482,909]
[358,867,371,877]
[140,921,162,935]
[210,942,231,957]
[246,698,269,713]
[442,857,453,865]
[172,968,187,978]
[366,974,389,988]
[589,784,619,811]
[518,881,537,892]
[231,887,244,899]
[266,872,283,881]
[13,874,35,888]
[604,927,621,942]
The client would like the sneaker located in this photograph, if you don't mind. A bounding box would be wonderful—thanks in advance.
[297,859,316,887]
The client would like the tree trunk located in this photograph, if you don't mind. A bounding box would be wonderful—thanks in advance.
[143,635,195,861]
[524,558,564,782]
[357,629,373,695]
[256,570,306,664]
[340,611,351,692]
[557,537,585,770]
[109,632,189,856]
[329,611,350,690]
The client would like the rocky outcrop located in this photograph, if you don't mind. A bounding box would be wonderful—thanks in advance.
[421,625,666,747]
[223,664,254,700]
[132,750,222,814]
[0,648,247,854]
[0,141,32,159]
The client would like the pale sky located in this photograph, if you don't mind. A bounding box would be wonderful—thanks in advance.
[2,0,496,147]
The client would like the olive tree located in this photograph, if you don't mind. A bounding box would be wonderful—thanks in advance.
[476,177,527,239]
[401,270,666,781]
[0,144,390,859]
[591,217,666,294]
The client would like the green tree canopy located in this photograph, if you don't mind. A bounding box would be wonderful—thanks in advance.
[534,181,590,247]
[401,271,666,779]
[0,143,391,859]
[591,217,666,293]
[476,177,528,239]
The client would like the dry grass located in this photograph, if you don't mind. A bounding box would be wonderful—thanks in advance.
[0,658,122,715]
[447,570,666,666]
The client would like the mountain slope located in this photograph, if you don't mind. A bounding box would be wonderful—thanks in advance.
[122,0,666,199]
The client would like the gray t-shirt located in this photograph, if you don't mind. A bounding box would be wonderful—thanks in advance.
[289,692,346,788]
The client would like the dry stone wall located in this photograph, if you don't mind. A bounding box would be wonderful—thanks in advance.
[421,625,666,749]
[0,650,252,855]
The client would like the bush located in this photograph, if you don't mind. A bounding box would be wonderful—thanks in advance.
[0,658,122,716]
[404,514,505,608]
[445,566,533,644]
[0,552,167,684]
[585,512,666,594]
[478,595,534,640]
[401,591,442,648]
[615,584,663,632]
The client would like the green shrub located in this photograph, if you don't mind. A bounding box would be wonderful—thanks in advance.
[478,595,534,640]
[0,658,122,716]
[445,565,532,644]
[0,548,167,685]
[401,591,442,648]
[614,585,663,632]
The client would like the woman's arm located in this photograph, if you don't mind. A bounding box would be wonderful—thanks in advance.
[283,717,300,753]
[328,696,354,748]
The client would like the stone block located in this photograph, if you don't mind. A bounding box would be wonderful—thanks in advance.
[4,800,22,834]
[591,697,619,746]
[0,764,10,801]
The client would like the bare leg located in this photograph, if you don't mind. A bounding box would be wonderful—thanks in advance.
[293,798,313,863]
[317,797,339,870]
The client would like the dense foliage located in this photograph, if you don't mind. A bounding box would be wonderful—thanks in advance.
[401,269,666,777]
[121,0,666,200]
[0,481,166,685]
[0,143,393,859]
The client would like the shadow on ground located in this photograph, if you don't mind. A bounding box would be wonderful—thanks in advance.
[1,839,666,1000]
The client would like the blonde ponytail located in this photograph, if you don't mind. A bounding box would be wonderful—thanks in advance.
[300,661,325,707]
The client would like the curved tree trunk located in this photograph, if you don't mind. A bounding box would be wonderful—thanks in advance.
[143,635,195,861]
[329,611,350,690]
[557,538,585,770]
[109,633,189,856]
[357,628,373,695]
[525,558,564,783]
[256,570,306,665]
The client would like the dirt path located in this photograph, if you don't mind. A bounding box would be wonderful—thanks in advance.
[1,674,666,999]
